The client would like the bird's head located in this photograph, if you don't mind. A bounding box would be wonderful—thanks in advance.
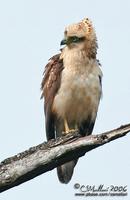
[61,18,97,57]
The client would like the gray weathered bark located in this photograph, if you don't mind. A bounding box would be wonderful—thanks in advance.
[0,123,130,193]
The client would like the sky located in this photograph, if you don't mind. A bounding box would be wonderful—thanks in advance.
[0,0,130,199]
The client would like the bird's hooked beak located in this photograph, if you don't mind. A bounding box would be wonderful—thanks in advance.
[60,39,67,46]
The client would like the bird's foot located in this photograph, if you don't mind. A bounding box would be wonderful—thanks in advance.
[62,129,78,135]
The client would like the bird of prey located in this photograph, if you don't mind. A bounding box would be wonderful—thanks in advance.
[41,18,102,184]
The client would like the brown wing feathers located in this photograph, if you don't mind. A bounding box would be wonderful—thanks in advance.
[41,53,64,140]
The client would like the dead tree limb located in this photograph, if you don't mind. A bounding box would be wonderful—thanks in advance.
[0,123,130,193]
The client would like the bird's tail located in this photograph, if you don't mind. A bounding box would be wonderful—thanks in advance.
[57,160,78,184]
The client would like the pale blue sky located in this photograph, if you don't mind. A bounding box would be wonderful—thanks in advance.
[0,0,130,199]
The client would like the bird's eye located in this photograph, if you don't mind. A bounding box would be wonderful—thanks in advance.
[71,36,80,42]
[69,36,85,43]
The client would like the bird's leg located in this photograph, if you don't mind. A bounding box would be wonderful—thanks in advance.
[64,118,70,134]
[63,118,78,134]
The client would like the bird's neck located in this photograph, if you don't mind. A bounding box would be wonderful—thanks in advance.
[61,45,97,73]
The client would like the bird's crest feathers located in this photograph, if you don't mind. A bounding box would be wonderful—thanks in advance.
[64,18,94,38]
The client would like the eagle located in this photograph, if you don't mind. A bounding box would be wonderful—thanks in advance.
[41,18,102,184]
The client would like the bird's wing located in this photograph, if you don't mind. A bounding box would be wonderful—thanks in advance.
[41,53,64,140]
[79,63,102,136]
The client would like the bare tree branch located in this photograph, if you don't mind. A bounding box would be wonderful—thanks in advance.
[0,123,130,193]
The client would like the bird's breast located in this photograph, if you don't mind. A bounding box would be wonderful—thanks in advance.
[53,63,102,123]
